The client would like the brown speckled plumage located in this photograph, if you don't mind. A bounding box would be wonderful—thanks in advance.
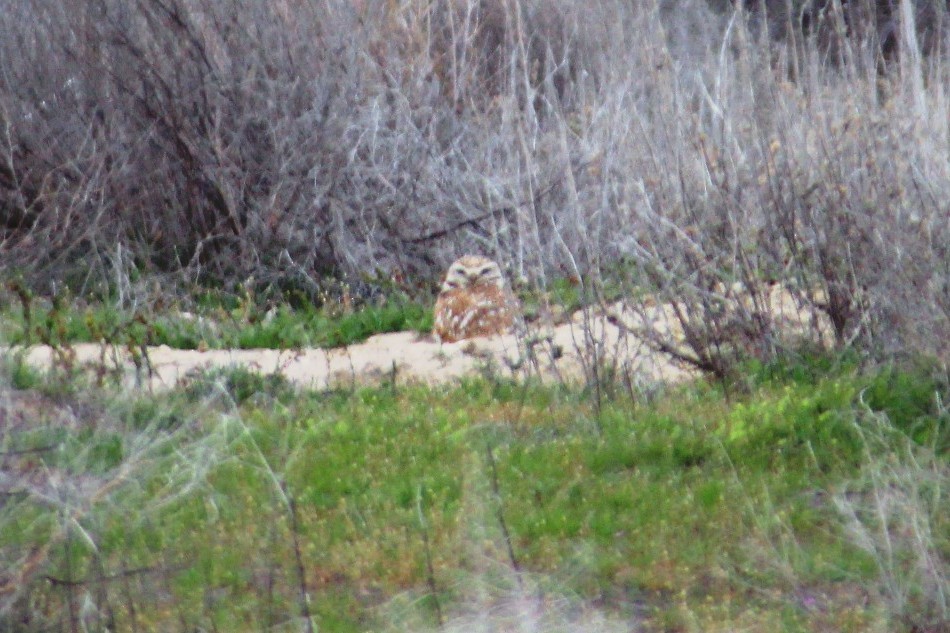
[433,256,516,343]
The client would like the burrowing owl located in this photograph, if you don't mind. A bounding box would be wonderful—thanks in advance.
[433,255,516,343]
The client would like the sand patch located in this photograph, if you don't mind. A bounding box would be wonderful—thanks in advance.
[5,286,832,392]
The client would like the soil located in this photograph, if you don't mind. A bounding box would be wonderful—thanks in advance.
[11,309,691,392]
[9,287,828,392]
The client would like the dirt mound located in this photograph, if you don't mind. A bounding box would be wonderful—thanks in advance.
[8,286,831,391]
[10,311,689,392]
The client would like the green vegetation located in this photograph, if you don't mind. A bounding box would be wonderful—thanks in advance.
[1,353,946,632]
[3,0,948,628]
[0,287,433,350]
[0,275,623,352]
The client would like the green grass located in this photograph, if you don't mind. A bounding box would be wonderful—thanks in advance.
[0,272,634,352]
[0,289,433,350]
[1,356,947,631]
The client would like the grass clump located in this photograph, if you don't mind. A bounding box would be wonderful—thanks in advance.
[0,354,946,632]
[832,401,948,632]
[181,365,297,406]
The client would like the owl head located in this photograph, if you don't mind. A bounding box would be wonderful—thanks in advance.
[440,255,505,293]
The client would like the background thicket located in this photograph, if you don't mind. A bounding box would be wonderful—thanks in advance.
[1,0,948,370]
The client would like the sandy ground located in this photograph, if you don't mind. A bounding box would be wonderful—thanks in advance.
[8,310,692,392]
[7,285,830,392]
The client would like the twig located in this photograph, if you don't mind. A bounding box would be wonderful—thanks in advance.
[405,160,595,245]
[484,442,521,580]
[404,206,516,245]
[415,485,444,627]
[42,563,186,587]
[119,555,142,633]
[0,445,57,456]
[282,480,315,633]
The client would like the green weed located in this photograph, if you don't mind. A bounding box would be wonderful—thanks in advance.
[0,288,432,351]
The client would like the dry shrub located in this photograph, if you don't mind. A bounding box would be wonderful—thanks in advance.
[600,0,949,376]
[0,0,946,372]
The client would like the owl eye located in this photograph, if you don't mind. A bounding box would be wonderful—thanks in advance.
[479,265,494,275]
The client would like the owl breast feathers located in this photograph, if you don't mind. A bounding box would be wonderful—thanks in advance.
[433,256,516,343]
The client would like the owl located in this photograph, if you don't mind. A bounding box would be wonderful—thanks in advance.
[433,255,516,343]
